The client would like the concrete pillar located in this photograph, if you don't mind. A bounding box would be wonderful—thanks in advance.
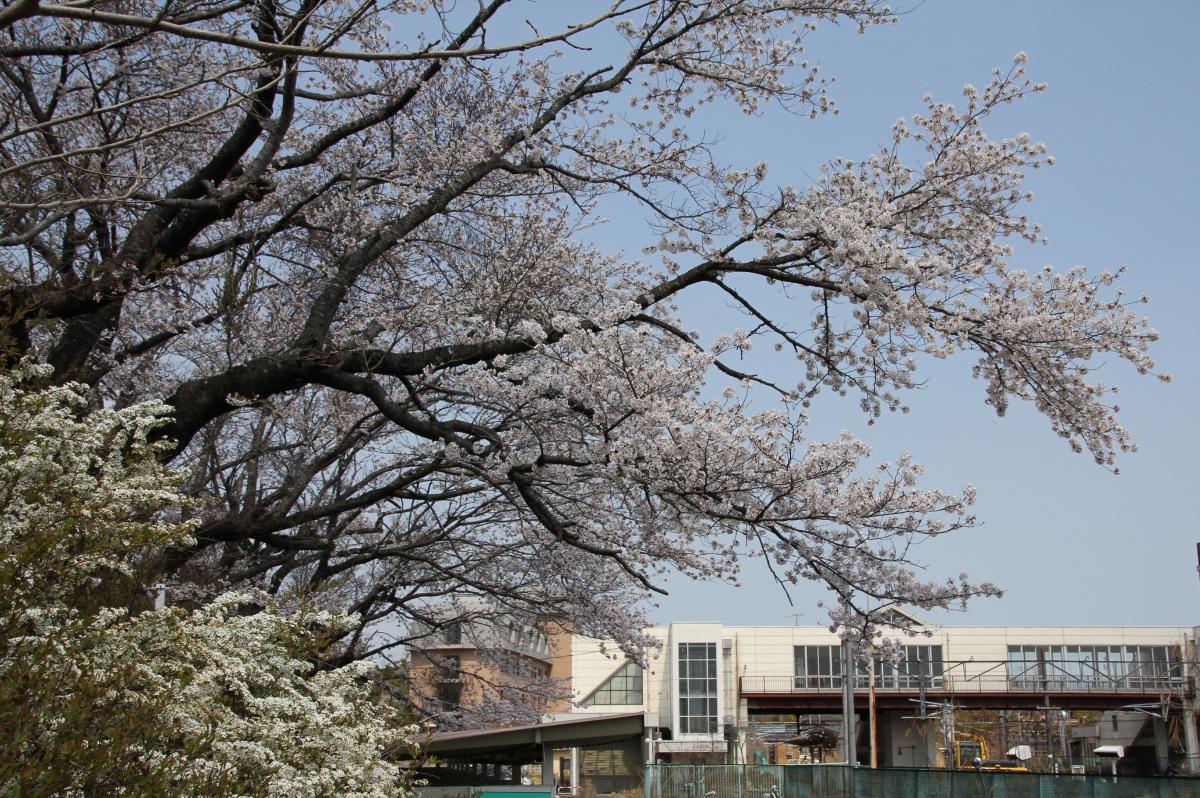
[1153,717,1170,773]
[922,721,938,768]
[569,747,579,796]
[542,744,555,790]
[1183,700,1200,775]
[880,712,938,769]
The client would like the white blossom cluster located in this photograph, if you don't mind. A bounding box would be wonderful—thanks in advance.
[0,366,415,796]
[70,594,416,797]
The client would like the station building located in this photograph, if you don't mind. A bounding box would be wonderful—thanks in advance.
[421,613,1199,794]
[558,613,1198,772]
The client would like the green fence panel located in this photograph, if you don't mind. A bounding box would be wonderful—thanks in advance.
[645,765,1197,798]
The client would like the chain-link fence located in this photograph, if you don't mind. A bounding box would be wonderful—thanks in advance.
[644,764,1198,798]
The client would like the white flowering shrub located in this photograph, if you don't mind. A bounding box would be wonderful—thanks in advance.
[0,365,416,797]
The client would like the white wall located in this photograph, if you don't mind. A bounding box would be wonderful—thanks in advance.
[569,627,668,716]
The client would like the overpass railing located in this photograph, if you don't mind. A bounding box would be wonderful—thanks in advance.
[741,660,1189,695]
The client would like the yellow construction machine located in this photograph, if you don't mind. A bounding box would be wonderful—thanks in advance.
[953,735,1031,773]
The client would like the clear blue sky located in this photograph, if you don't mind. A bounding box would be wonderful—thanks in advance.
[595,0,1200,628]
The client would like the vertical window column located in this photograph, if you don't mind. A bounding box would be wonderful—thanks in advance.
[678,642,718,734]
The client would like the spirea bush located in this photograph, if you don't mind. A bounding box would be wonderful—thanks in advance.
[0,364,416,797]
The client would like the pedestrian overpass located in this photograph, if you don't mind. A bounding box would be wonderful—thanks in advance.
[740,658,1192,711]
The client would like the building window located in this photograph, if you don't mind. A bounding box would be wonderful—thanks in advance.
[794,645,843,689]
[437,679,462,708]
[436,654,462,708]
[1005,644,1180,690]
[443,621,462,645]
[582,661,643,706]
[874,645,944,689]
[678,642,717,734]
[793,645,943,689]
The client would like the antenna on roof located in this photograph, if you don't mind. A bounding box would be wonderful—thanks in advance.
[785,612,805,626]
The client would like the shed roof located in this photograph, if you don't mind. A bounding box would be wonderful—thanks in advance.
[426,712,647,757]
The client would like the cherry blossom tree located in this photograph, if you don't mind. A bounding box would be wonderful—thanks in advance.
[0,0,1164,681]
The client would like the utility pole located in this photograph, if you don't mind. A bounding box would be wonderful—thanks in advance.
[918,654,927,720]
[999,711,1008,757]
[841,640,857,767]
[940,700,956,769]
[1058,710,1070,770]
[1043,697,1055,773]
[1186,628,1200,775]
[868,653,877,769]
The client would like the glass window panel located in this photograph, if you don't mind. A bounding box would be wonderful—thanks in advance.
[1003,643,1187,690]
[677,641,718,732]
[583,662,643,707]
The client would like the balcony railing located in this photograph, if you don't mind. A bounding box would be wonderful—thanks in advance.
[741,660,1189,695]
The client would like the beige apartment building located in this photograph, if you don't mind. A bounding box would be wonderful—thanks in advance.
[407,602,572,724]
